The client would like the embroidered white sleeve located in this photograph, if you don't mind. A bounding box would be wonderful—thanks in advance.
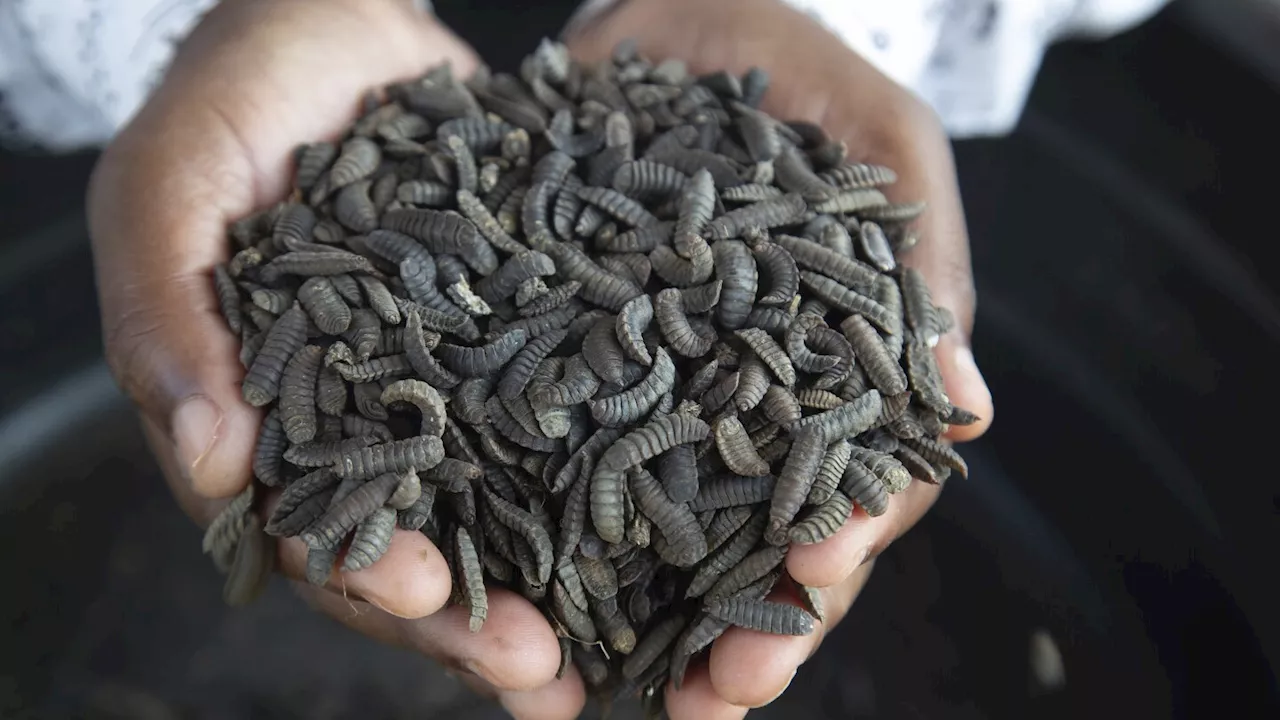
[0,0,220,151]
[566,0,1170,138]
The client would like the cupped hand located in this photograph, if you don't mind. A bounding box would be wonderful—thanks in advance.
[88,1,582,714]
[567,0,995,715]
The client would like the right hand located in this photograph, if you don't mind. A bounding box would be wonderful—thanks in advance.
[88,1,582,716]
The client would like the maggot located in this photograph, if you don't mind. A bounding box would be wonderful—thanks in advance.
[706,596,816,635]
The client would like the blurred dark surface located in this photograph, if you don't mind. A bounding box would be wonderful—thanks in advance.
[1,1,1277,718]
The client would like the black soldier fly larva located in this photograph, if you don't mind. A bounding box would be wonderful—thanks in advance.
[208,38,977,708]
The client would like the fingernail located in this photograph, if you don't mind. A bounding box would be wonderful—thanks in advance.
[855,545,873,568]
[172,395,222,483]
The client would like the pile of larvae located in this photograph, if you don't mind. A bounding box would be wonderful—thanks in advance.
[201,38,973,709]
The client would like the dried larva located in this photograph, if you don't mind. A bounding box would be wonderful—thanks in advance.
[222,514,276,607]
[612,160,690,201]
[841,456,890,516]
[436,329,527,377]
[265,468,339,536]
[485,395,560,452]
[344,506,397,571]
[621,613,687,680]
[904,340,950,413]
[397,179,452,207]
[858,200,927,224]
[300,471,399,550]
[590,347,676,427]
[818,162,897,189]
[203,485,255,573]
[272,203,318,252]
[653,288,715,357]
[380,379,447,437]
[774,145,837,201]
[497,328,565,401]
[771,234,879,296]
[279,345,324,444]
[294,142,337,191]
[735,327,796,387]
[582,315,627,383]
[616,295,655,365]
[797,394,883,451]
[331,435,444,480]
[242,303,307,407]
[767,426,825,544]
[789,490,853,544]
[891,441,947,486]
[688,474,775,512]
[213,265,244,335]
[795,388,844,411]
[656,443,699,503]
[333,180,378,233]
[454,527,488,632]
[594,602,639,655]
[599,413,711,472]
[704,193,806,240]
[294,277,351,335]
[283,435,377,468]
[714,414,770,476]
[536,238,644,311]
[333,354,415,384]
[702,504,754,555]
[706,596,815,636]
[811,188,889,214]
[734,355,770,412]
[456,188,526,255]
[712,240,758,330]
[629,467,707,567]
[839,314,909,396]
[681,358,719,403]
[528,355,600,408]
[350,380,389,420]
[699,370,739,414]
[251,408,288,486]
[650,237,714,288]
[476,251,556,305]
[807,438,853,506]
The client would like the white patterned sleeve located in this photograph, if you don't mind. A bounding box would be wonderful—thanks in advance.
[0,0,220,151]
[567,0,1171,138]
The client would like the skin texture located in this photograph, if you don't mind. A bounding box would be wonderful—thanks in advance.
[90,0,992,717]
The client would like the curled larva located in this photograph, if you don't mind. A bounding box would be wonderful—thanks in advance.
[380,379,447,437]
[616,295,655,366]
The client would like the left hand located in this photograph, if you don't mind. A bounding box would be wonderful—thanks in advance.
[566,0,994,716]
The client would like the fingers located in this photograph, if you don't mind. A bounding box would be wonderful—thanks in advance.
[666,664,750,720]
[498,670,588,720]
[869,105,994,440]
[296,583,563,693]
[277,531,452,619]
[786,480,939,587]
[703,565,874,708]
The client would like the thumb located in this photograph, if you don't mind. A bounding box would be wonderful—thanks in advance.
[87,85,263,500]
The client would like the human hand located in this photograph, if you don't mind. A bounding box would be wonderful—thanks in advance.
[566,0,995,716]
[88,2,583,716]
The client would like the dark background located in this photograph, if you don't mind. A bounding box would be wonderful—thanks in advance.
[1,0,1277,717]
